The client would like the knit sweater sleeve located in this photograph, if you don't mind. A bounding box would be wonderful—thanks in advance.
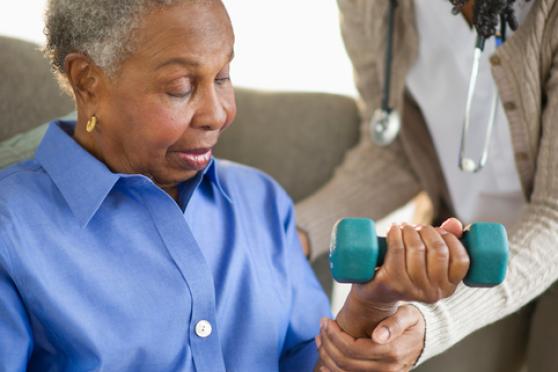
[414,26,558,364]
[295,0,421,260]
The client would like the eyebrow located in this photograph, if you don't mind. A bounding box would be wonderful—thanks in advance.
[156,57,200,70]
[156,50,235,70]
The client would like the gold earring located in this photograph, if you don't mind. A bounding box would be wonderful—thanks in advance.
[86,115,97,133]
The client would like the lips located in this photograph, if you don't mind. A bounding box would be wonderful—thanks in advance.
[174,147,213,171]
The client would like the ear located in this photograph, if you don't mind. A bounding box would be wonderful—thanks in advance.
[64,53,105,110]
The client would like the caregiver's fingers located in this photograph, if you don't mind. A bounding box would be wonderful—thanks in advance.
[320,318,382,361]
[318,319,407,372]
[371,304,422,345]
[318,342,391,372]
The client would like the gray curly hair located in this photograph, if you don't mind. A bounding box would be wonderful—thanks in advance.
[44,0,206,77]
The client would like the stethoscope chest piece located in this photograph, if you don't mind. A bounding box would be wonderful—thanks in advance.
[369,108,401,145]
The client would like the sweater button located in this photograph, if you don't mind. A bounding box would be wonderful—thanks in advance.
[490,55,502,66]
[515,152,529,162]
[503,101,517,111]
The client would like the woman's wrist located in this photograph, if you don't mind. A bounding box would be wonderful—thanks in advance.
[336,286,398,338]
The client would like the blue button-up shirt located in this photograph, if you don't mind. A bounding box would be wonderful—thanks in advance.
[0,121,330,371]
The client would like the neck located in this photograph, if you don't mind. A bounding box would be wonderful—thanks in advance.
[74,119,102,163]
[162,186,180,202]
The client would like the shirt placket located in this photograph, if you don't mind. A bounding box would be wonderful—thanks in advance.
[139,182,226,371]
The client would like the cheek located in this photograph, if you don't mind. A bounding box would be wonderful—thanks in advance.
[107,81,188,148]
[141,107,191,149]
[221,91,237,131]
[113,98,190,157]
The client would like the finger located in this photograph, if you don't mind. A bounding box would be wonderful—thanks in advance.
[318,340,343,372]
[384,223,408,279]
[419,226,452,300]
[441,218,464,238]
[443,232,470,284]
[321,319,381,361]
[402,224,430,298]
[319,325,395,372]
[372,305,421,344]
[319,320,389,371]
[322,318,404,358]
[319,343,390,372]
[320,323,425,369]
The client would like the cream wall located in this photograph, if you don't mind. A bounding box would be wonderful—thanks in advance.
[0,0,357,96]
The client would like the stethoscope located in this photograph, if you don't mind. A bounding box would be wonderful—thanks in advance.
[370,0,507,173]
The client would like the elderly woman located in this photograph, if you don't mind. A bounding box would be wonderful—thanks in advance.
[0,0,472,370]
[0,0,330,370]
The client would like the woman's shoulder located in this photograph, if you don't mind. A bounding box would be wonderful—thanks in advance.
[0,159,51,210]
[0,159,43,188]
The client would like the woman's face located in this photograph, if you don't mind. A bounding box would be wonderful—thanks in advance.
[92,1,235,189]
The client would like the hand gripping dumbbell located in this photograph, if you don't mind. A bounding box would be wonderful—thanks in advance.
[330,218,509,287]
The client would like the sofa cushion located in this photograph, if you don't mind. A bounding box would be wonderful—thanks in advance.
[216,89,360,202]
[0,112,76,170]
[0,124,47,169]
[0,36,74,142]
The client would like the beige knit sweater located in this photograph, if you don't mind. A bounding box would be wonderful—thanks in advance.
[296,0,558,363]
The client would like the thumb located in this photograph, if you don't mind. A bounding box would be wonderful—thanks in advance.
[441,217,464,238]
[371,305,419,344]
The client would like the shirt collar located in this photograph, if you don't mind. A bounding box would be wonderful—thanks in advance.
[36,121,120,227]
[36,120,231,227]
[203,159,233,204]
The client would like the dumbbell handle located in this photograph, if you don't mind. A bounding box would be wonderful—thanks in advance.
[374,237,388,267]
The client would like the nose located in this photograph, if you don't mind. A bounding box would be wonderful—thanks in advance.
[190,85,229,132]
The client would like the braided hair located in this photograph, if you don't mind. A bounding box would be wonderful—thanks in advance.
[448,0,530,38]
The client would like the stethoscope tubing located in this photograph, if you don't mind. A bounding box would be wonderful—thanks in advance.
[371,4,507,174]
[381,0,398,113]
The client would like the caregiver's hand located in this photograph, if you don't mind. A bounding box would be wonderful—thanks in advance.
[316,304,425,372]
[335,218,467,338]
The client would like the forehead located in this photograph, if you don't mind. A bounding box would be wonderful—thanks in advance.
[130,1,234,67]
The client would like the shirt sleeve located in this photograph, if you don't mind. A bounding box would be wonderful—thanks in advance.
[0,236,33,371]
[279,197,332,372]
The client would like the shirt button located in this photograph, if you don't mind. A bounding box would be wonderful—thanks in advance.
[490,55,502,66]
[195,320,212,338]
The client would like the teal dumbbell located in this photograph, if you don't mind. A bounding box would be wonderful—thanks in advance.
[330,218,508,287]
